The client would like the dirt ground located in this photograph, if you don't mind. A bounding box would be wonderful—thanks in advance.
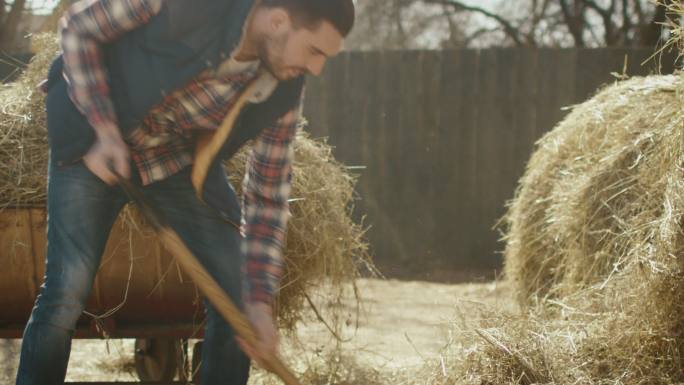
[0,278,515,383]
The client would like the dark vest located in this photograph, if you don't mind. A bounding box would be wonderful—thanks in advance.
[45,0,305,223]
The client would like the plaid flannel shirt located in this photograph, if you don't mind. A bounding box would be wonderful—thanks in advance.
[59,0,299,304]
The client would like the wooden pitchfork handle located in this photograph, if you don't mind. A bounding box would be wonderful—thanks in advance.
[191,74,263,198]
[114,173,301,385]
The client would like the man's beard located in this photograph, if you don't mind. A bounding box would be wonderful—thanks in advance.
[256,33,288,80]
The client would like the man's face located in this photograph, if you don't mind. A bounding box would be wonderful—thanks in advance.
[257,10,344,80]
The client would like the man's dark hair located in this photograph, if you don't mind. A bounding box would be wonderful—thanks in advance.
[260,0,355,37]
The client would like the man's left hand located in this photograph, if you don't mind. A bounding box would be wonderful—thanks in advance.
[236,302,278,368]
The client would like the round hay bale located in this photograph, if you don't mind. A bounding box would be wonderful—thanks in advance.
[0,34,370,332]
[503,74,684,301]
[501,74,684,381]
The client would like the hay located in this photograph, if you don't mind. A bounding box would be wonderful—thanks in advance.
[0,34,57,206]
[655,1,684,64]
[504,74,684,302]
[0,33,371,332]
[249,350,387,385]
[492,68,684,383]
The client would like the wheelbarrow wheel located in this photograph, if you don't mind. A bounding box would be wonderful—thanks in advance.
[134,337,183,382]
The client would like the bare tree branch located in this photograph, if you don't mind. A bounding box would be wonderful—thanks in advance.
[423,0,527,45]
[0,1,7,25]
[463,26,502,46]
[526,0,552,45]
[441,6,467,48]
[621,0,632,45]
[581,0,613,19]
[581,0,620,45]
[633,0,645,26]
[392,0,409,49]
[559,0,587,46]
[640,0,671,46]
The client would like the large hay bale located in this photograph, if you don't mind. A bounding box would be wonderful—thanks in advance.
[480,5,684,382]
[494,73,684,382]
[0,34,370,331]
[504,74,684,301]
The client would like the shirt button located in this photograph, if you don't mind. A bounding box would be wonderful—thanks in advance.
[205,60,213,67]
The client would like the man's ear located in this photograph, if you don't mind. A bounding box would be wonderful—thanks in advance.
[268,8,291,32]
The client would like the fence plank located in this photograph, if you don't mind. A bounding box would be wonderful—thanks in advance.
[416,51,442,264]
[435,50,477,270]
[373,50,406,264]
[510,49,538,191]
[367,51,387,263]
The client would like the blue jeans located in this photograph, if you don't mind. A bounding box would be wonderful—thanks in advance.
[15,161,250,385]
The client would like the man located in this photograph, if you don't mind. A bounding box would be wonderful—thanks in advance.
[15,0,354,384]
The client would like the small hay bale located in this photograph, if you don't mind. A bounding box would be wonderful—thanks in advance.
[0,33,371,332]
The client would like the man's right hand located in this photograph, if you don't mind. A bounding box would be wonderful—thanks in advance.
[83,125,131,185]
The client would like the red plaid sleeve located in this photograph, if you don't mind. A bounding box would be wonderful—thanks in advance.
[242,98,303,305]
[59,0,163,130]
[162,72,256,132]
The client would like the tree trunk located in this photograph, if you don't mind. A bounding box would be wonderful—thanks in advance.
[0,0,27,51]
[639,1,670,47]
[559,0,586,47]
[0,1,7,29]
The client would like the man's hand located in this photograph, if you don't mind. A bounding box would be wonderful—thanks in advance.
[236,302,278,368]
[83,124,130,185]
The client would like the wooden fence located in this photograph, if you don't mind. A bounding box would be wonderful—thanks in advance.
[303,48,676,278]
